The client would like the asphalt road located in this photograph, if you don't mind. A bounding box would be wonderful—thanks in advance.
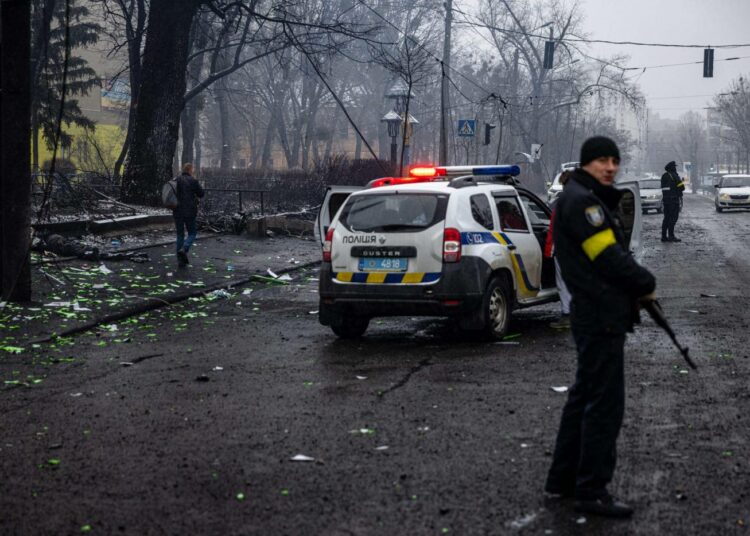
[1,194,748,535]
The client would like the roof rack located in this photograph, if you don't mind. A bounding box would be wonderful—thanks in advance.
[448,176,479,188]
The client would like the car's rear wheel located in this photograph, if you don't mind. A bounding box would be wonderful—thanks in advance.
[482,276,512,340]
[331,316,369,339]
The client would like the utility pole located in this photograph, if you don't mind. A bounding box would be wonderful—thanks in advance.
[439,0,452,166]
[1,0,32,301]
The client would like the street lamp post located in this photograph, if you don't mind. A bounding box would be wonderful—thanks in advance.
[401,114,419,173]
[385,79,418,175]
[381,111,401,168]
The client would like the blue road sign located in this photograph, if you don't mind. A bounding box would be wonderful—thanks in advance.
[458,119,476,137]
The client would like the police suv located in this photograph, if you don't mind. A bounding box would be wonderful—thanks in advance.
[317,166,641,339]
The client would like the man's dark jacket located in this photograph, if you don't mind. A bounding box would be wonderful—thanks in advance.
[661,170,685,202]
[553,169,655,334]
[174,172,205,219]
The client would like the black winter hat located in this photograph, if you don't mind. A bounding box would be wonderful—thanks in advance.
[580,136,620,167]
[665,161,677,171]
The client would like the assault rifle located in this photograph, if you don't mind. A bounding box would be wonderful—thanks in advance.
[642,300,697,370]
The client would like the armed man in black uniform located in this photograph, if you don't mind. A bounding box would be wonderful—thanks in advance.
[544,137,656,518]
[661,161,685,242]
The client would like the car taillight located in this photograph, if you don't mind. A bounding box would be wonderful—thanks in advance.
[323,227,334,262]
[443,228,461,263]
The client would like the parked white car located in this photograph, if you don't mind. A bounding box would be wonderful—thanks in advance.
[715,174,750,212]
[638,178,663,214]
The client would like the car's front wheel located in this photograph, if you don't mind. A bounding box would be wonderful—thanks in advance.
[482,276,512,340]
[716,205,723,213]
[331,316,369,339]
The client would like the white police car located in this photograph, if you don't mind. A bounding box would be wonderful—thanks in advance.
[714,174,750,212]
[317,166,641,339]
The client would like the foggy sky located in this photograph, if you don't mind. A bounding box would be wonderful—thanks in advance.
[582,0,750,119]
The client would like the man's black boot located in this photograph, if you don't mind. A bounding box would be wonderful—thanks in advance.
[669,236,682,242]
[574,495,634,518]
[661,236,669,242]
[177,249,189,267]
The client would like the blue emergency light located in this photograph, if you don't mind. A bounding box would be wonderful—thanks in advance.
[472,165,521,176]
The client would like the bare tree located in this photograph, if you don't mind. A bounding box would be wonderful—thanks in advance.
[471,0,642,188]
[677,111,707,180]
[714,76,750,173]
[95,0,148,180]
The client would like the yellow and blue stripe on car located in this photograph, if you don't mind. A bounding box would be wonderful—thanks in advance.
[461,231,539,296]
[333,272,441,284]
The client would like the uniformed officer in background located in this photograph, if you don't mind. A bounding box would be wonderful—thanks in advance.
[661,161,685,242]
[544,136,656,518]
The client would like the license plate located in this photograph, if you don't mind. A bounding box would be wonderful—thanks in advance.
[358,257,407,271]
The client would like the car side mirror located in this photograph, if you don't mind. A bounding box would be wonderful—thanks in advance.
[713,183,720,188]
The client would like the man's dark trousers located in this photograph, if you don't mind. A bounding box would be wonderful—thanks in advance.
[546,330,626,499]
[662,200,679,239]
[174,214,197,253]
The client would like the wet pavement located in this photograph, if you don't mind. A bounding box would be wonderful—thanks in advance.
[1,195,748,535]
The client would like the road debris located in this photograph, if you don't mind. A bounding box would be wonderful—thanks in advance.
[290,454,315,462]
[507,512,538,530]
[551,386,569,393]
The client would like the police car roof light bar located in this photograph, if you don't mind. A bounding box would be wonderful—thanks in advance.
[472,165,521,176]
[367,175,439,188]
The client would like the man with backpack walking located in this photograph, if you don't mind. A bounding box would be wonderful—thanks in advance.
[168,163,204,267]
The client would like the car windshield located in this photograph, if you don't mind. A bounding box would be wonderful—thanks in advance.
[722,177,750,188]
[640,180,661,190]
[340,193,448,232]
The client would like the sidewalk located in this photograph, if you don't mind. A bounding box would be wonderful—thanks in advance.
[1,234,321,349]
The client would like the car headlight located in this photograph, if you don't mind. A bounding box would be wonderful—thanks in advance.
[719,193,730,200]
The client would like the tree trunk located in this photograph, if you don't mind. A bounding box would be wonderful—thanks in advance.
[1,0,32,301]
[181,18,208,168]
[113,0,146,182]
[215,50,233,170]
[32,116,39,170]
[194,113,203,170]
[122,0,202,204]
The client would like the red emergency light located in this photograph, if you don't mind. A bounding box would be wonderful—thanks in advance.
[408,166,446,178]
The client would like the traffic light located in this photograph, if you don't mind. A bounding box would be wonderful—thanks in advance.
[543,41,555,69]
[703,48,714,78]
[484,123,496,145]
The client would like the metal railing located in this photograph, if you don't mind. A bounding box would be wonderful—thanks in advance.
[203,188,269,214]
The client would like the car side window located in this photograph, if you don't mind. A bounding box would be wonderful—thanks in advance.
[470,194,494,230]
[494,195,529,232]
[518,193,550,227]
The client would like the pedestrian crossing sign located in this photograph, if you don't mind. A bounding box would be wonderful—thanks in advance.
[458,119,476,137]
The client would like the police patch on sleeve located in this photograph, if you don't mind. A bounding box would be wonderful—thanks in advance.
[584,205,605,227]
